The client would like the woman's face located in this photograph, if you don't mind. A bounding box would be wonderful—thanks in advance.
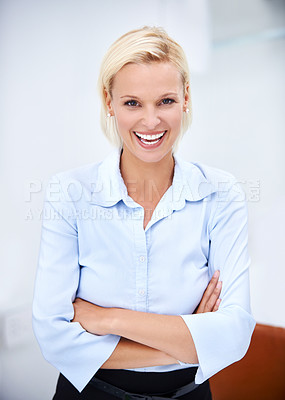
[106,61,189,164]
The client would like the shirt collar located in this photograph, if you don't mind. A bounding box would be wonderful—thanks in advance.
[90,148,217,208]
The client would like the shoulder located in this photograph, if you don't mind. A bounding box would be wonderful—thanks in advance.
[175,155,244,202]
[49,149,119,187]
[45,159,105,204]
[190,161,237,188]
[52,160,103,185]
[194,162,245,202]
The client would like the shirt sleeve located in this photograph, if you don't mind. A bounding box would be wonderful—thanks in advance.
[32,174,120,392]
[179,179,256,383]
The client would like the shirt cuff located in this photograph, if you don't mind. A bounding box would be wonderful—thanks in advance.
[179,308,255,383]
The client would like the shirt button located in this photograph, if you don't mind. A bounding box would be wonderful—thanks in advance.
[138,289,145,296]
[139,255,145,263]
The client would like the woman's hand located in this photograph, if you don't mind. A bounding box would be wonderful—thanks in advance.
[194,270,222,314]
[72,298,111,335]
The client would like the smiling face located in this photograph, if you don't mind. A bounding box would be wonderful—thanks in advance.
[105,62,189,164]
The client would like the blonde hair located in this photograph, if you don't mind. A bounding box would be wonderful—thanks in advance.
[98,26,192,152]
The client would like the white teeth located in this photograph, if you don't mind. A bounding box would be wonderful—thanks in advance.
[134,131,166,140]
[141,138,160,145]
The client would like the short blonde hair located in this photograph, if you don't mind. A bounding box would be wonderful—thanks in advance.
[98,26,192,152]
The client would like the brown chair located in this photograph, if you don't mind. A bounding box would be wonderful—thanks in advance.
[209,323,285,400]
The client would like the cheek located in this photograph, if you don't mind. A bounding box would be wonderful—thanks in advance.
[115,111,136,133]
[167,109,183,128]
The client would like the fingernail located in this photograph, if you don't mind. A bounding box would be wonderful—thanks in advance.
[213,270,219,278]
[217,281,222,289]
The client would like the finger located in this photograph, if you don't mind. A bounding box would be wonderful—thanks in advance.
[213,298,221,312]
[199,270,220,309]
[205,281,222,312]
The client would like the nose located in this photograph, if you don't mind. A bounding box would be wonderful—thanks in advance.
[141,106,161,130]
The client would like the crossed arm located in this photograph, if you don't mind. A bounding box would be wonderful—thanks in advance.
[72,270,222,369]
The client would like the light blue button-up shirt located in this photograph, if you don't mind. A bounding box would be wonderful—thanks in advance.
[32,149,255,392]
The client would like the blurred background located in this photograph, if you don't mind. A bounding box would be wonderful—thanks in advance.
[0,0,284,398]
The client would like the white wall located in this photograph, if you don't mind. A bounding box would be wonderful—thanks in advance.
[0,0,284,399]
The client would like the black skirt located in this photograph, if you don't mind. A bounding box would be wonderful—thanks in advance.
[52,367,212,400]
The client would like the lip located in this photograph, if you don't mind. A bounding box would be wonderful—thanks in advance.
[133,130,167,149]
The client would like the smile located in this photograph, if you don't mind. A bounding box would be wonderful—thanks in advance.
[133,131,167,146]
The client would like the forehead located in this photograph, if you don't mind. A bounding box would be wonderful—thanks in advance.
[111,62,183,96]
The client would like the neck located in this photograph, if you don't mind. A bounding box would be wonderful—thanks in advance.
[119,147,175,205]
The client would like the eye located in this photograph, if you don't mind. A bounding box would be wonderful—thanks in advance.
[160,98,175,105]
[124,100,140,107]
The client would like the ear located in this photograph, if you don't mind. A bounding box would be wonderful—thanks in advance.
[183,83,190,111]
[104,89,113,116]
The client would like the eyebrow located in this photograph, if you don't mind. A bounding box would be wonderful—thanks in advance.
[120,92,179,99]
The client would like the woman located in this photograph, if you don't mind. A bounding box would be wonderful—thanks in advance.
[33,26,255,400]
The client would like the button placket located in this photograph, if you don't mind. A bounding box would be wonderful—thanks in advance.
[137,252,147,301]
[131,208,148,312]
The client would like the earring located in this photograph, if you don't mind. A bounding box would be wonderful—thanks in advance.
[185,108,189,114]
[106,112,111,118]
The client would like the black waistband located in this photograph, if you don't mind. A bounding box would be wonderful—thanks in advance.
[90,375,199,400]
[94,367,198,396]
